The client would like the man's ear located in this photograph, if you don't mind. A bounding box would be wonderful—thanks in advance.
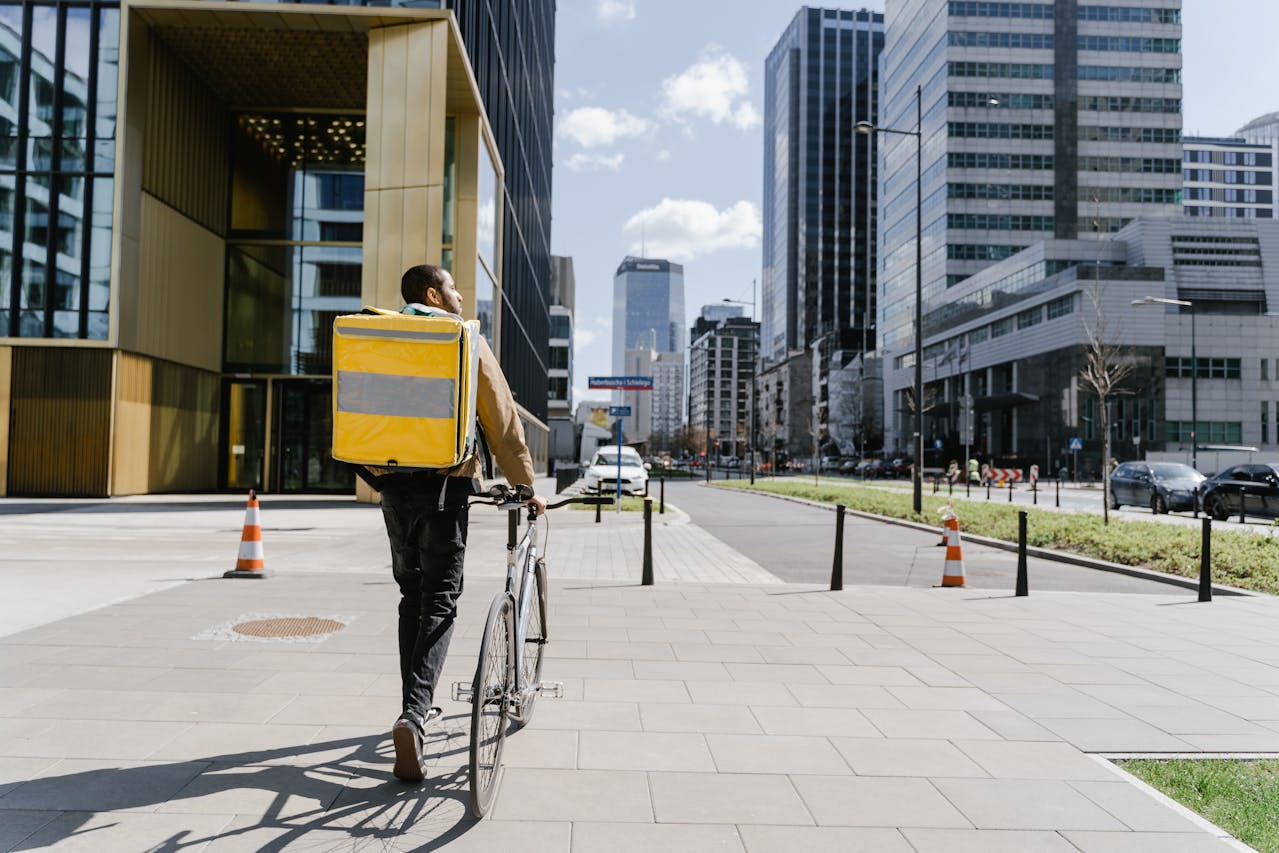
[424,287,442,307]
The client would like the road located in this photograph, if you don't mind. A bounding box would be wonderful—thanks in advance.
[663,480,1190,594]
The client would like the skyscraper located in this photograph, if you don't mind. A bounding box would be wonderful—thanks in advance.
[612,257,685,375]
[877,0,1183,452]
[762,7,884,365]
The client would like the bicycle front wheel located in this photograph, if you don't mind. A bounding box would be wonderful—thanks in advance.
[469,593,514,818]
[514,557,548,729]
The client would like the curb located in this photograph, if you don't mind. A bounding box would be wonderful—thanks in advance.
[707,482,1256,597]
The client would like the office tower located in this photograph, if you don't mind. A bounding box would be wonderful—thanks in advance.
[689,314,758,459]
[1183,109,1279,220]
[612,256,685,375]
[878,0,1183,453]
[650,351,686,448]
[763,7,884,363]
[762,6,884,454]
[0,0,554,496]
[548,256,575,418]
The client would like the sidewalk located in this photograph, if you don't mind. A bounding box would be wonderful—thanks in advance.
[3,497,1278,850]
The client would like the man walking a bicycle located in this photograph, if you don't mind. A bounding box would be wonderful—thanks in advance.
[363,264,545,784]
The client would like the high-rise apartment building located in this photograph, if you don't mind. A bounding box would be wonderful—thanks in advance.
[0,0,554,496]
[762,7,884,365]
[1182,136,1276,220]
[689,315,758,458]
[612,257,685,375]
[878,0,1183,453]
[651,351,685,447]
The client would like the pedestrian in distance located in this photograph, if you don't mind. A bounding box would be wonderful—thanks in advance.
[363,264,546,784]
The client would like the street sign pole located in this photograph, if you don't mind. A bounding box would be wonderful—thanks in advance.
[616,419,622,513]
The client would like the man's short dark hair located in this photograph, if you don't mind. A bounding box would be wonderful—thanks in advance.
[401,265,450,305]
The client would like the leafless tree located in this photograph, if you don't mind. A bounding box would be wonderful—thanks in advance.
[1079,279,1133,525]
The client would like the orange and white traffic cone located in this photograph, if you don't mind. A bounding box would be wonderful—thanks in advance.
[224,490,269,579]
[939,503,966,587]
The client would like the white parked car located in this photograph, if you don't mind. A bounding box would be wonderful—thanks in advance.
[584,445,650,495]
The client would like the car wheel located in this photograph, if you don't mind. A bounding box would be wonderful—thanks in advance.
[1205,493,1230,522]
[1151,493,1167,515]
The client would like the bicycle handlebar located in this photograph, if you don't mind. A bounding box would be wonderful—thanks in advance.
[468,484,614,512]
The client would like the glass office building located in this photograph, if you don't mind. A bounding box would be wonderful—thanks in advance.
[611,256,685,375]
[877,0,1183,453]
[0,0,553,496]
[762,7,884,365]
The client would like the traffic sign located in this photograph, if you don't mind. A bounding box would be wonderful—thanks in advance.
[588,375,654,390]
[608,405,632,417]
[1068,437,1083,451]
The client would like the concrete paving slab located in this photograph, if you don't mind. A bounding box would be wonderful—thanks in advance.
[737,825,914,852]
[648,771,813,825]
[571,821,744,853]
[748,706,880,737]
[953,740,1118,781]
[790,775,972,828]
[490,768,652,823]
[932,778,1129,831]
[832,737,989,777]
[1060,830,1243,852]
[578,731,714,772]
[901,827,1082,852]
[705,733,851,775]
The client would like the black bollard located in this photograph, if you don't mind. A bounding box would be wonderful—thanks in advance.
[1056,478,1060,508]
[966,476,970,498]
[1199,517,1212,602]
[645,476,650,497]
[1240,486,1247,524]
[660,475,666,515]
[1015,510,1028,597]
[933,476,938,495]
[948,477,953,496]
[1008,479,1014,502]
[830,504,845,591]
[642,498,654,586]
[1033,479,1038,506]
[986,480,991,500]
[595,489,602,524]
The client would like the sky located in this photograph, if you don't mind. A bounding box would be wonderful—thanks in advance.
[550,0,1279,406]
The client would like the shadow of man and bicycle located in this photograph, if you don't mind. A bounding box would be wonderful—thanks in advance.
[8,715,485,852]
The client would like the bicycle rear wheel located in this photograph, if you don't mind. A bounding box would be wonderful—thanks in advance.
[514,558,548,728]
[469,593,514,818]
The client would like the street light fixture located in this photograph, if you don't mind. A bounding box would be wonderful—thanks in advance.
[1133,295,1198,505]
[723,285,758,485]
[858,83,923,513]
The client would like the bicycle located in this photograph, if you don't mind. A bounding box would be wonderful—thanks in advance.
[451,483,612,818]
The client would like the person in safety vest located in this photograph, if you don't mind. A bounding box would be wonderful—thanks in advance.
[380,264,545,783]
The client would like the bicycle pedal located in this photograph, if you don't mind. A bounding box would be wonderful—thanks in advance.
[539,681,564,699]
[451,681,474,703]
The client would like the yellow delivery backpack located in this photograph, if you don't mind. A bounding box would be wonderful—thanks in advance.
[331,306,480,471]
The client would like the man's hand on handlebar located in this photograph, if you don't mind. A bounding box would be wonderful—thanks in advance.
[527,494,547,517]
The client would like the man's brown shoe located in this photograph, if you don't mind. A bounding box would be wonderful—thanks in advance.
[391,718,425,783]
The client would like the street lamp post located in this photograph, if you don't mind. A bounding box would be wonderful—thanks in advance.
[1134,295,1198,514]
[723,284,758,485]
[859,83,923,513]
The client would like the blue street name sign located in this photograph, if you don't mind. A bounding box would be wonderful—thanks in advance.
[608,406,632,417]
[588,375,654,390]
[1069,437,1083,451]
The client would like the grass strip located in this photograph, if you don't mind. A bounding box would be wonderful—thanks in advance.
[568,495,651,512]
[716,479,1279,595]
[1118,759,1279,852]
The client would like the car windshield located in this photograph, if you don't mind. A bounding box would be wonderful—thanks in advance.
[1149,463,1203,483]
[594,452,640,467]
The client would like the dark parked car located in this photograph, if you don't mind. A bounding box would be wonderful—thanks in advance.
[1109,461,1204,514]
[1200,463,1279,521]
[890,457,911,478]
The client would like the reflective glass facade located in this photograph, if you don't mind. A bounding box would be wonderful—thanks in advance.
[762,7,884,363]
[0,1,118,339]
[611,256,685,376]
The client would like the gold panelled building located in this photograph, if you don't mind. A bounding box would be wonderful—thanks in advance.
[0,0,552,496]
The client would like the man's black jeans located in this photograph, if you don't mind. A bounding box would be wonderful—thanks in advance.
[379,475,475,728]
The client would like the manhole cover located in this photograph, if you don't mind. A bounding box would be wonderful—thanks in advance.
[231,617,345,639]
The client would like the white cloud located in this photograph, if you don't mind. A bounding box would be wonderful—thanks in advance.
[574,328,599,351]
[622,198,762,262]
[560,106,653,148]
[660,47,760,130]
[595,0,636,24]
[656,149,672,162]
[564,151,626,172]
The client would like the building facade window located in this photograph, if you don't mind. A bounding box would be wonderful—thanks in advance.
[1165,421,1242,444]
[1046,294,1074,319]
[1,3,119,339]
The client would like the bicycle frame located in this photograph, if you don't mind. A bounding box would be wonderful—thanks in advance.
[504,503,544,718]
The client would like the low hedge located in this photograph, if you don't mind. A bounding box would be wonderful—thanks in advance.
[716,480,1279,595]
